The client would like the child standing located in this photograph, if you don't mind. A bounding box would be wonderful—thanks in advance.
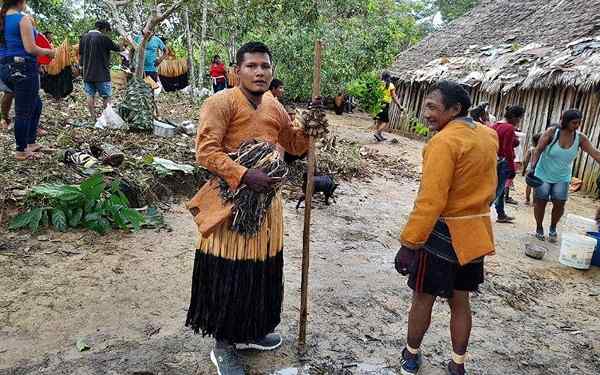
[522,133,541,205]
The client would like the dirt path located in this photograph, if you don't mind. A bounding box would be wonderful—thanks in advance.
[1,113,599,375]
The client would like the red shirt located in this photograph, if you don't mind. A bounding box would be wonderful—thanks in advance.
[210,63,226,82]
[492,121,519,172]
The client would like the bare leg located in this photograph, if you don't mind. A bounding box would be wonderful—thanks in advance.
[525,186,531,204]
[102,96,111,110]
[534,198,547,234]
[86,95,97,121]
[447,291,471,374]
[448,291,472,355]
[407,291,436,349]
[1,92,14,122]
[550,200,566,232]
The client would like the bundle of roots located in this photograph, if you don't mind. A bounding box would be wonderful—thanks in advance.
[300,102,329,137]
[219,140,288,236]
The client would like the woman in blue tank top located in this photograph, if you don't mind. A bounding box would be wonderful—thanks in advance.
[0,0,54,160]
[529,110,600,242]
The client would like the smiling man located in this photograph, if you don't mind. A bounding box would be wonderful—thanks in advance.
[395,81,498,375]
[185,42,309,375]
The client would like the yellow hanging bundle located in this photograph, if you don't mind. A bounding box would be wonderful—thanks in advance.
[46,39,71,76]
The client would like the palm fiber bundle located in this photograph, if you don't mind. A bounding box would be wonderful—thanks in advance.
[218,140,288,235]
[41,39,74,98]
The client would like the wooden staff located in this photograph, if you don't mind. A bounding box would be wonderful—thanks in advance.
[299,39,322,349]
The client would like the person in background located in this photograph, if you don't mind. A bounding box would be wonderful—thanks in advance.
[396,81,498,375]
[374,71,401,142]
[0,0,55,161]
[209,54,226,93]
[506,129,527,205]
[522,132,541,205]
[226,62,238,88]
[334,92,345,115]
[529,109,600,242]
[134,32,166,82]
[269,78,284,101]
[0,26,13,130]
[469,104,489,124]
[492,105,525,223]
[79,20,123,122]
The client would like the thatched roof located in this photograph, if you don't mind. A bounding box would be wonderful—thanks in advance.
[389,0,600,93]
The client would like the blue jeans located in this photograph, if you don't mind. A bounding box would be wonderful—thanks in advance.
[535,181,569,202]
[84,81,112,98]
[0,58,42,152]
[495,159,510,217]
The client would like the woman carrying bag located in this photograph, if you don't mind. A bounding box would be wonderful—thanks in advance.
[0,0,54,161]
[528,110,600,242]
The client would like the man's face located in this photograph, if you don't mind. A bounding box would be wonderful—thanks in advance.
[422,90,461,131]
[236,52,273,95]
[272,85,284,98]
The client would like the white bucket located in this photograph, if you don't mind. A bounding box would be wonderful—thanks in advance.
[559,232,596,270]
[565,214,596,234]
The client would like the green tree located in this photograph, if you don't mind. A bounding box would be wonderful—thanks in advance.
[435,0,478,22]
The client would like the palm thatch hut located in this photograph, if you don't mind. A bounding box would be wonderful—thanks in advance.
[388,0,600,192]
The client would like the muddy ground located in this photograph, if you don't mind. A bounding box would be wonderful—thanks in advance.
[1,112,600,375]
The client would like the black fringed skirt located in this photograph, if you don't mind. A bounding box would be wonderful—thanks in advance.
[185,196,285,343]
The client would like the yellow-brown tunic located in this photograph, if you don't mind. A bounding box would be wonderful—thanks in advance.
[185,87,308,342]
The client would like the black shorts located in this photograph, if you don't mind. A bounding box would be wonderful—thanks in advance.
[407,221,484,298]
[375,103,390,122]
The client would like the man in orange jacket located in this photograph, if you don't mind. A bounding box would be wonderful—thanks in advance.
[395,81,498,375]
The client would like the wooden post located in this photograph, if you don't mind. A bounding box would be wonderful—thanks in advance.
[299,39,321,349]
[198,0,209,89]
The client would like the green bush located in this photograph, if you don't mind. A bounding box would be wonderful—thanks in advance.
[8,175,159,235]
[346,72,385,117]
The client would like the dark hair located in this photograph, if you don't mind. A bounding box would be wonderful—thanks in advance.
[504,105,525,122]
[236,42,272,66]
[561,109,582,129]
[269,78,283,91]
[382,71,392,89]
[532,132,541,147]
[212,55,221,63]
[427,80,471,117]
[95,20,111,32]
[470,104,488,123]
[0,0,23,46]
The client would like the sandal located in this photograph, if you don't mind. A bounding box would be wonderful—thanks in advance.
[535,231,545,241]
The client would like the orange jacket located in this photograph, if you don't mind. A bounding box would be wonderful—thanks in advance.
[188,87,309,236]
[401,119,499,265]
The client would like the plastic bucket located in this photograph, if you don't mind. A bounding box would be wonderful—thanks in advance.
[559,232,596,270]
[565,214,596,234]
[585,232,600,267]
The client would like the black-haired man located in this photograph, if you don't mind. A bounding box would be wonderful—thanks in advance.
[269,78,284,100]
[395,81,498,375]
[186,42,309,375]
[79,21,123,122]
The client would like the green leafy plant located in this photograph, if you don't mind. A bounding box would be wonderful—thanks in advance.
[414,120,430,137]
[9,175,154,235]
[346,72,385,117]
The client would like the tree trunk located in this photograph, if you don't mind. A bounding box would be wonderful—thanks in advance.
[198,0,209,89]
[184,7,195,100]
[135,37,149,79]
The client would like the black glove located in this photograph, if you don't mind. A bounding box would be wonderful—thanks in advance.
[242,169,280,193]
[395,246,418,276]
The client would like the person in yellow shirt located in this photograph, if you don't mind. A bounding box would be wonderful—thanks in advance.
[395,81,498,375]
[374,71,401,142]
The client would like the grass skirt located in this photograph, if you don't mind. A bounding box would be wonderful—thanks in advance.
[186,195,284,342]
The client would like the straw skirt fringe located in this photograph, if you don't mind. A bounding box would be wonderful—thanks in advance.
[186,195,285,342]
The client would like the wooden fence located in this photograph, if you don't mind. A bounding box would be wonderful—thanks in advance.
[391,81,600,194]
